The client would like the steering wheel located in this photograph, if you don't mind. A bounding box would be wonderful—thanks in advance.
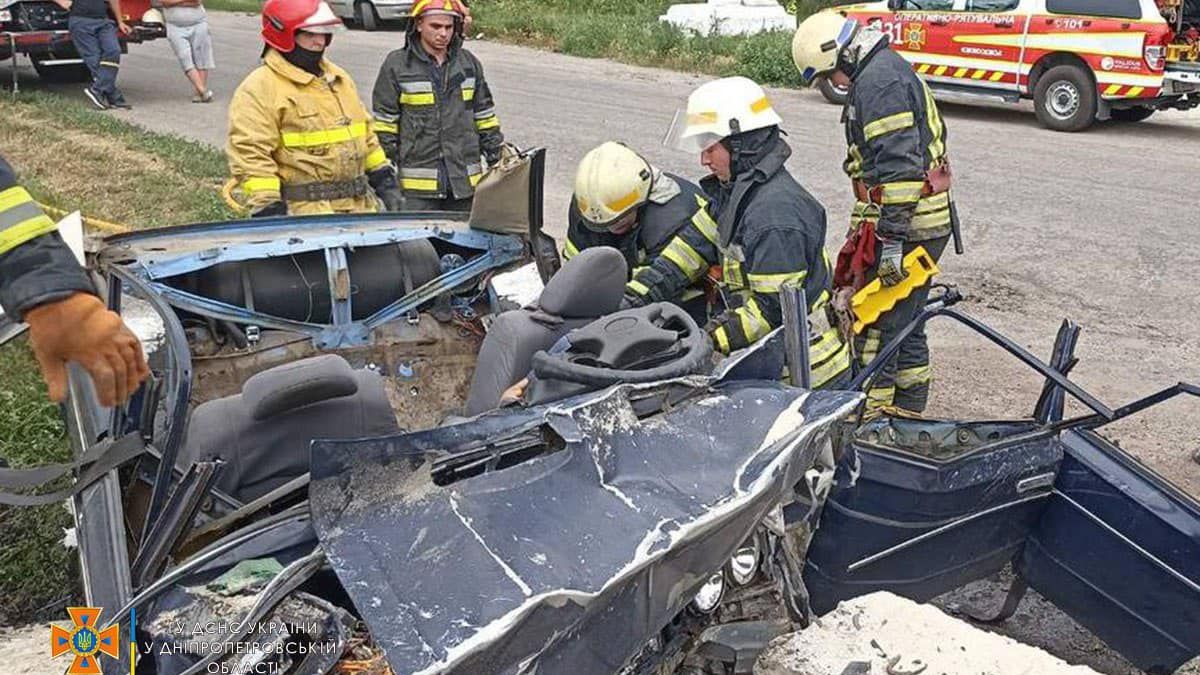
[530,303,713,387]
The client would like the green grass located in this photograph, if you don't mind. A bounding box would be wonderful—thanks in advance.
[204,0,262,12]
[0,92,236,625]
[469,0,840,87]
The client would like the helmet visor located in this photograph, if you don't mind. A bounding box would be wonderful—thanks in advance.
[663,107,725,154]
[581,208,638,234]
[298,2,345,34]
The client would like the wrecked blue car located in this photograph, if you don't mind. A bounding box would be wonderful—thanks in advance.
[6,148,1197,675]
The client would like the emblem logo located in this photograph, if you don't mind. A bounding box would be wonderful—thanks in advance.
[50,607,120,675]
[904,22,927,50]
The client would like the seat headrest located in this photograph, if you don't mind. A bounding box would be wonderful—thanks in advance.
[243,354,359,421]
[538,246,627,319]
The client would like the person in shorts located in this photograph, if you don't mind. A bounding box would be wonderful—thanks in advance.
[161,0,214,102]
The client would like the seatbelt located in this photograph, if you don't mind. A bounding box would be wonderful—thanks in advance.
[0,433,148,505]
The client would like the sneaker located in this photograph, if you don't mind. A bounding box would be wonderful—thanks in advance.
[83,87,108,110]
[107,95,132,110]
[192,90,213,103]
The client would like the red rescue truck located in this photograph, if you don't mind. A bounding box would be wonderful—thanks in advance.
[821,0,1200,130]
[0,0,165,87]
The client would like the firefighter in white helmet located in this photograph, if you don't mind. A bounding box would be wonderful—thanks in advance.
[565,141,716,319]
[793,11,958,412]
[626,76,850,389]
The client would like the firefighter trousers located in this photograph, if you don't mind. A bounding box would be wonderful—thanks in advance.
[69,16,123,101]
[854,234,949,413]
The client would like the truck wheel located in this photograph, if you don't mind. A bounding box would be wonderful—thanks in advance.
[1110,106,1155,123]
[31,58,92,83]
[356,1,380,31]
[1033,65,1097,132]
[817,76,848,105]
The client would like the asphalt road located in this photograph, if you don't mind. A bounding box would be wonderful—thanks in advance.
[8,11,1198,498]
[3,13,1200,673]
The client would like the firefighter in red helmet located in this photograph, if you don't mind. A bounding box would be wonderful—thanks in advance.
[226,0,404,216]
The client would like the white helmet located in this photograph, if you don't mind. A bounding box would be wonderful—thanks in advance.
[573,141,653,231]
[664,76,784,153]
[792,11,860,86]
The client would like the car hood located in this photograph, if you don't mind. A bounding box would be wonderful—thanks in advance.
[308,380,861,674]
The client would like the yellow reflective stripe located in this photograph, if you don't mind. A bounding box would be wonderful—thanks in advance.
[662,237,706,277]
[737,302,770,344]
[364,147,389,171]
[563,238,580,259]
[953,67,968,78]
[860,328,882,367]
[810,327,844,365]
[0,213,56,254]
[910,206,953,230]
[811,339,850,388]
[724,258,744,289]
[373,120,399,134]
[1104,84,1122,96]
[916,191,951,213]
[921,80,946,161]
[475,115,500,131]
[400,92,435,105]
[0,186,37,213]
[691,198,719,244]
[896,364,932,389]
[879,181,926,205]
[713,325,731,354]
[627,279,651,297]
[469,172,483,187]
[866,386,896,410]
[863,111,915,141]
[99,60,119,68]
[282,121,368,148]
[606,188,642,214]
[461,88,475,101]
[242,176,281,195]
[747,270,807,293]
[844,143,864,178]
[750,96,772,114]
[401,177,439,191]
[1126,86,1144,97]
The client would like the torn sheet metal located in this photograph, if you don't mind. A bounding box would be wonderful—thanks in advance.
[309,382,860,674]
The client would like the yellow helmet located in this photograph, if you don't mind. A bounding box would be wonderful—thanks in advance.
[792,10,860,86]
[663,76,784,153]
[573,142,653,232]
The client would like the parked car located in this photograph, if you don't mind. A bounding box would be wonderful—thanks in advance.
[327,0,412,31]
[818,0,1200,130]
[5,148,1197,674]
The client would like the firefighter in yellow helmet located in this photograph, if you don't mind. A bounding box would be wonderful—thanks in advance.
[227,0,404,217]
[794,11,958,412]
[564,141,716,320]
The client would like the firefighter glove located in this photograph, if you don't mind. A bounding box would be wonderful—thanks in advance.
[877,237,907,287]
[251,201,287,218]
[367,166,405,212]
[24,293,150,407]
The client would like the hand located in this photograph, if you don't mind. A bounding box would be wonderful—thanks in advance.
[499,377,527,406]
[461,4,474,33]
[24,293,150,407]
[118,21,132,34]
[250,201,287,218]
[377,187,405,212]
[619,292,645,311]
[877,238,907,287]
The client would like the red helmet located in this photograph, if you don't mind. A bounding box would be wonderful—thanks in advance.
[410,0,467,19]
[261,0,344,53]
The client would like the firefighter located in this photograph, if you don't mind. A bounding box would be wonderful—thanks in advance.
[565,141,716,320]
[793,13,957,412]
[226,0,403,217]
[625,77,850,390]
[371,0,504,212]
[0,154,149,407]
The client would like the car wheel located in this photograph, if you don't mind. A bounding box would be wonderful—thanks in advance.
[817,76,848,105]
[1109,105,1155,123]
[1033,64,1097,132]
[356,0,380,31]
[31,58,92,83]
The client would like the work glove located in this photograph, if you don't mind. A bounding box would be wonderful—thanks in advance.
[483,147,504,168]
[367,166,405,212]
[24,293,150,407]
[619,291,647,311]
[876,237,907,287]
[251,201,287,218]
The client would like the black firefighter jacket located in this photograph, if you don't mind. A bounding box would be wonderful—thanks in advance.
[0,154,94,320]
[371,30,503,201]
[843,43,954,242]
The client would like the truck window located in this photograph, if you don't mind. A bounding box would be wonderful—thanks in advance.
[1045,0,1142,19]
[967,0,1019,10]
[899,0,956,10]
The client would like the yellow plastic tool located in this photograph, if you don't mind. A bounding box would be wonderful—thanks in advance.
[851,245,939,334]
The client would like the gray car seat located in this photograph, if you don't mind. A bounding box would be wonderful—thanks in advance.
[464,246,627,416]
[180,354,400,503]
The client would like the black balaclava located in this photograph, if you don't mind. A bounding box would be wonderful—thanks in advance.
[283,33,329,76]
[720,125,781,180]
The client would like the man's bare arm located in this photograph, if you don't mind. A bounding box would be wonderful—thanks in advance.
[107,0,131,32]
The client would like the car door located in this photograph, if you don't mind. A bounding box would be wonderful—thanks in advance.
[1018,387,1200,675]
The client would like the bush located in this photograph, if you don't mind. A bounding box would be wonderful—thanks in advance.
[733,30,804,87]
